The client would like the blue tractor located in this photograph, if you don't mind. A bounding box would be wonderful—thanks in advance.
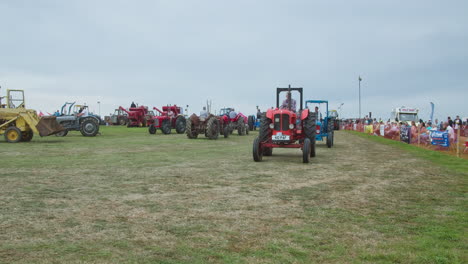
[54,102,101,137]
[305,100,335,148]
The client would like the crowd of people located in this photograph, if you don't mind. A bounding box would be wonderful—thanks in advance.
[342,115,467,145]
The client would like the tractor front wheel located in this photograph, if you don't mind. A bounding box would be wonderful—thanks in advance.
[175,116,186,134]
[80,117,99,137]
[326,131,333,148]
[55,130,68,137]
[253,136,263,162]
[21,130,34,142]
[148,124,157,134]
[161,120,172,134]
[303,138,311,163]
[4,126,22,143]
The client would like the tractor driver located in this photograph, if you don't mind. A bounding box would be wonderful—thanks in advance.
[77,106,88,117]
[229,109,237,119]
[281,92,296,113]
[200,107,208,118]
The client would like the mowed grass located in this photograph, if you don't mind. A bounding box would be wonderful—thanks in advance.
[0,126,466,263]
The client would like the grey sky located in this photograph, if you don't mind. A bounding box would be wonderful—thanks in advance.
[1,0,467,120]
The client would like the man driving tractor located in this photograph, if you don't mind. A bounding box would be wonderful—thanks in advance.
[280,91,296,113]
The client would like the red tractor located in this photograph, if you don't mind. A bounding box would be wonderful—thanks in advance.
[186,114,225,139]
[218,108,249,137]
[252,86,317,163]
[119,106,154,127]
[148,105,186,134]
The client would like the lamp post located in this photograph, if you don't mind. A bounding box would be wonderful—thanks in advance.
[97,101,101,116]
[338,103,344,116]
[358,76,362,118]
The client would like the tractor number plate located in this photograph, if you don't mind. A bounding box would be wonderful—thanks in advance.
[272,134,290,141]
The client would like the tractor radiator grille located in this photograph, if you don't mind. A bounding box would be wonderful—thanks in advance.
[282,114,289,130]
[274,114,281,130]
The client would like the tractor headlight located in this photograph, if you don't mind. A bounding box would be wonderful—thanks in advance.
[269,123,274,129]
[289,124,294,129]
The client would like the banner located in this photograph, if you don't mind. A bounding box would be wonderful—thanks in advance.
[430,131,450,147]
[400,126,411,144]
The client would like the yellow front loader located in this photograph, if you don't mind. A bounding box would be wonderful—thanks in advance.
[0,89,64,143]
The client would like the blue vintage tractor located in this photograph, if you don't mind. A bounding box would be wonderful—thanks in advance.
[305,100,334,148]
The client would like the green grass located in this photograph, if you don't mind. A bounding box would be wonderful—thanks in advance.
[347,130,468,174]
[0,127,466,263]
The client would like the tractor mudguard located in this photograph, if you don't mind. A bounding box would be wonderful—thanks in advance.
[266,109,275,120]
[300,109,310,120]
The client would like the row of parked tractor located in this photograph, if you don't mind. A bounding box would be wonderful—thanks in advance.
[1,85,337,164]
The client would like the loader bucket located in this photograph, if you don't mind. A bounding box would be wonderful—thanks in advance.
[36,116,65,136]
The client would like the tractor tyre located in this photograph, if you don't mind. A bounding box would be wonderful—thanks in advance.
[237,116,245,135]
[304,111,317,141]
[148,124,157,134]
[263,147,273,156]
[253,136,263,162]
[186,117,198,139]
[80,117,99,137]
[175,116,186,134]
[303,138,311,163]
[248,116,254,131]
[206,117,220,140]
[326,131,333,148]
[4,126,22,143]
[259,113,271,142]
[161,120,172,134]
[21,130,34,142]
[55,130,68,137]
[223,125,229,138]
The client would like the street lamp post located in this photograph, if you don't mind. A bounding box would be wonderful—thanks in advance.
[97,101,101,116]
[358,76,362,118]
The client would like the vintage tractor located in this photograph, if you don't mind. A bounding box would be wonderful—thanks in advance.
[218,108,249,137]
[106,108,129,126]
[186,113,227,139]
[252,86,317,163]
[55,102,100,137]
[148,105,186,135]
[305,100,335,148]
[0,89,64,143]
[118,106,154,127]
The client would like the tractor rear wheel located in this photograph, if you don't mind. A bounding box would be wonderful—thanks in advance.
[175,116,186,134]
[237,116,245,135]
[186,117,198,139]
[303,138,311,163]
[80,117,99,137]
[21,130,34,142]
[148,124,157,134]
[259,113,271,142]
[248,116,254,131]
[4,126,22,143]
[55,130,68,137]
[223,125,229,138]
[161,119,172,134]
[253,136,263,162]
[206,117,219,140]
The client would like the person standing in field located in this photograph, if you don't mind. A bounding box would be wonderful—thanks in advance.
[448,117,453,127]
[454,115,462,130]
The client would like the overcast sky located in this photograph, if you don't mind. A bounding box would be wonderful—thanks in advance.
[1,0,467,120]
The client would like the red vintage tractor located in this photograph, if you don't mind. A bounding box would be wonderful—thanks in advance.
[148,105,186,134]
[186,114,227,139]
[219,110,249,137]
[252,86,317,163]
[119,106,154,127]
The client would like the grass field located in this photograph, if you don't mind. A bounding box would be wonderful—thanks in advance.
[1,127,467,263]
